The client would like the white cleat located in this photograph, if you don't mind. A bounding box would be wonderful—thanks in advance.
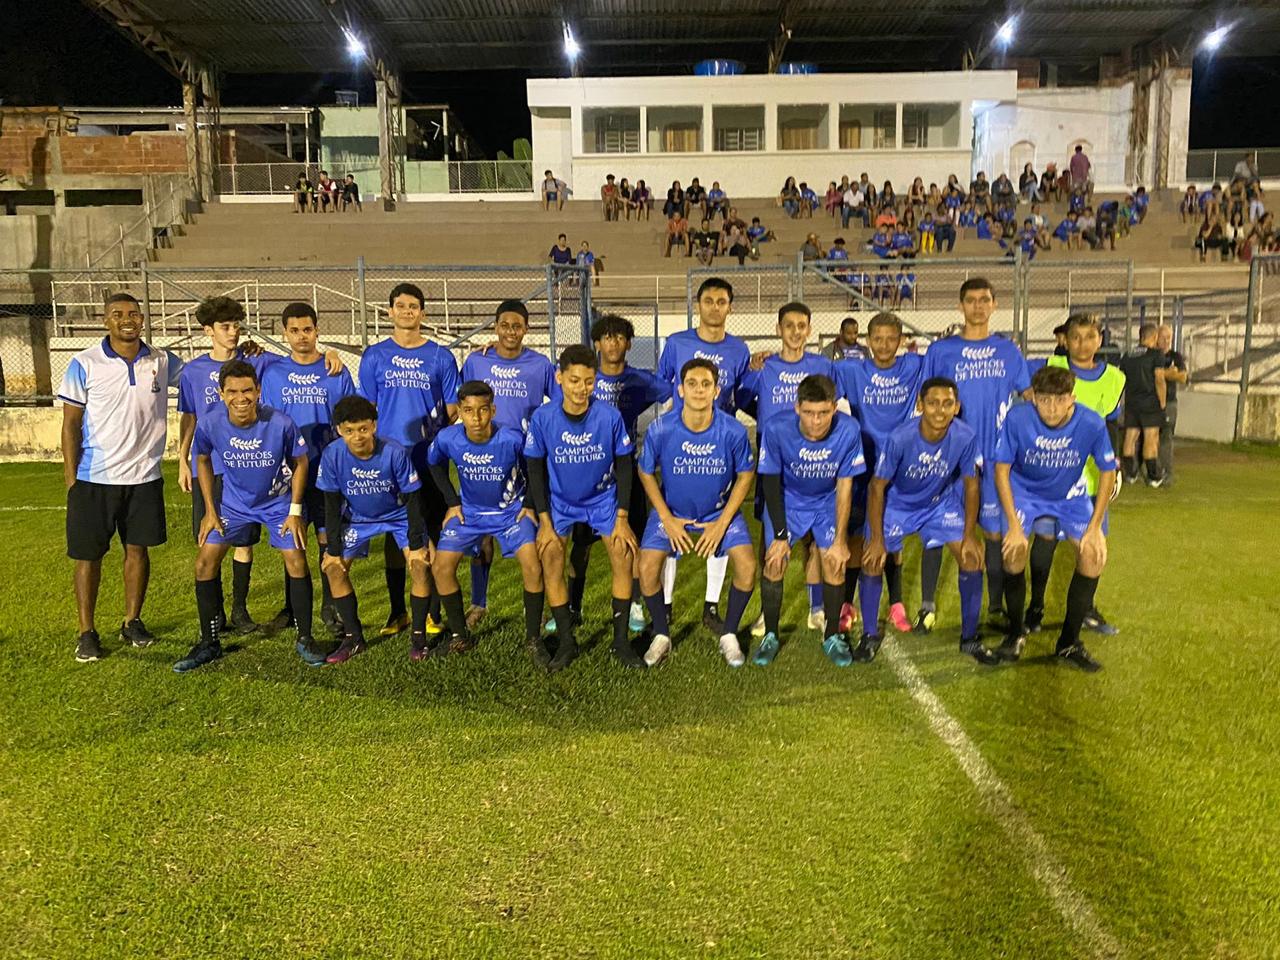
[807,609,827,633]
[750,612,767,638]
[644,633,672,667]
[719,633,745,668]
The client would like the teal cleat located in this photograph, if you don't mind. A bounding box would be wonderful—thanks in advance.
[752,632,781,667]
[822,634,854,667]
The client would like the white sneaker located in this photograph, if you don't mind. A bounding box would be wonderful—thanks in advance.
[644,633,672,667]
[750,612,767,638]
[807,609,826,633]
[719,633,745,668]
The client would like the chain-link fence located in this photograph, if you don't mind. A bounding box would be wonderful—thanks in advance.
[686,264,799,351]
[590,299,661,370]
[447,161,534,194]
[217,163,378,199]
[1021,259,1134,356]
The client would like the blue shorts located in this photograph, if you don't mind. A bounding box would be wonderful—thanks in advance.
[550,494,618,539]
[764,504,839,551]
[876,495,966,554]
[978,469,1003,535]
[340,518,410,558]
[640,509,753,558]
[207,500,296,550]
[1007,494,1095,543]
[437,512,537,558]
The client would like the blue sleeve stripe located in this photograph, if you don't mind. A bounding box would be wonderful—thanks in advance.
[58,394,86,407]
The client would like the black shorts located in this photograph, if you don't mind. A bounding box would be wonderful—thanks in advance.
[191,477,260,546]
[1123,405,1166,430]
[67,478,167,561]
[303,479,327,534]
[417,472,447,542]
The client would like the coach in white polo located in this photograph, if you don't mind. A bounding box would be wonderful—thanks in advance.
[60,292,184,663]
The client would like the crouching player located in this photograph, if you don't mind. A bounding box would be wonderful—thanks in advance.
[858,377,994,665]
[637,358,756,668]
[993,366,1116,671]
[426,381,545,660]
[317,396,431,663]
[178,360,316,673]
[755,374,865,666]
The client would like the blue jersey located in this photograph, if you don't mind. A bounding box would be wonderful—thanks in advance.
[922,334,1030,459]
[735,352,839,428]
[835,353,925,461]
[656,328,751,415]
[357,338,460,450]
[193,405,306,514]
[461,347,554,434]
[591,365,672,436]
[637,410,753,524]
[875,419,981,512]
[995,404,1116,502]
[259,356,355,462]
[524,401,634,508]
[757,412,866,512]
[316,438,420,524]
[428,424,528,517]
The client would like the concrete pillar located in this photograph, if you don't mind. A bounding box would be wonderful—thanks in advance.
[376,75,400,211]
[199,69,220,199]
[183,79,202,202]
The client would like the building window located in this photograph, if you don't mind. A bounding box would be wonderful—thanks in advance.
[647,106,702,153]
[583,108,640,154]
[713,105,764,152]
[902,103,960,149]
[839,104,895,150]
[778,104,829,151]
[1040,59,1101,88]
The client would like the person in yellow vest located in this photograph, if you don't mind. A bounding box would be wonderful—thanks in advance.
[1025,313,1126,635]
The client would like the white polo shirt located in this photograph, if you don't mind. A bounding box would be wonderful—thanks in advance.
[59,338,184,485]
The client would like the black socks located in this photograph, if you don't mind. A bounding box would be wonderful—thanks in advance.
[384,564,406,619]
[1029,537,1057,611]
[333,592,363,643]
[523,590,545,641]
[286,575,313,640]
[1060,572,1100,650]
[822,582,844,638]
[195,578,221,646]
[761,578,784,637]
[410,592,431,637]
[231,558,252,612]
[984,538,1006,610]
[920,546,944,609]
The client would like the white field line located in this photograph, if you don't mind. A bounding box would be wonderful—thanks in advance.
[882,638,1123,960]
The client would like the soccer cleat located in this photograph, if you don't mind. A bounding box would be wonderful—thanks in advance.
[852,633,882,663]
[319,604,343,637]
[465,606,487,632]
[448,633,478,656]
[749,612,768,639]
[808,608,827,633]
[703,603,725,637]
[229,606,259,635]
[1146,475,1165,489]
[120,618,156,648]
[838,602,858,634]
[527,636,552,669]
[822,634,854,667]
[994,632,1026,662]
[912,609,936,635]
[1083,610,1120,636]
[547,637,579,674]
[263,607,295,637]
[173,640,223,673]
[611,638,646,669]
[643,633,672,667]
[325,635,367,665]
[960,638,1000,666]
[752,632,781,667]
[75,630,103,663]
[719,633,746,668]
[1057,642,1103,672]
[409,631,430,662]
[888,602,911,633]
[628,601,647,633]
[296,638,330,667]
[1025,606,1045,634]
[425,614,445,637]
[379,612,410,637]
[544,609,582,636]
[1124,472,1140,485]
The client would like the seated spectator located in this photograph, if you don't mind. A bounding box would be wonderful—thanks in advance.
[631,179,652,220]
[577,241,601,285]
[799,182,820,218]
[1053,211,1081,250]
[944,175,965,219]
[894,270,916,309]
[969,172,991,211]
[340,174,362,212]
[548,233,574,265]
[1068,188,1087,215]
[1195,212,1229,261]
[958,202,979,230]
[857,173,877,208]
[823,316,866,361]
[837,174,852,197]
[1179,186,1199,223]
[706,181,728,219]
[976,213,997,241]
[601,174,623,221]
[1028,203,1047,233]
[1247,182,1266,224]
[1015,219,1040,260]
[998,216,1019,249]
[826,236,850,267]
[1040,163,1061,203]
[618,178,633,219]
[664,210,690,257]
[293,173,314,213]
[1019,163,1041,202]
[317,171,339,212]
[868,227,894,259]
[918,212,937,253]
[780,176,802,218]
[1133,186,1150,223]
[996,204,1017,225]
[1114,197,1134,237]
[891,224,917,259]
[663,180,686,219]
[1246,212,1277,257]
[824,181,842,218]
[879,180,897,211]
[842,181,869,229]
[934,212,957,253]
[721,207,747,243]
[801,232,825,261]
[1200,183,1223,220]
[991,173,1016,213]
[542,169,566,211]
[685,178,707,220]
[747,216,776,245]
[1226,177,1248,221]
[908,177,927,211]
[1093,205,1117,251]
[900,206,917,235]
[725,221,752,265]
[1223,209,1247,260]
[874,206,898,230]
[927,182,943,210]
[1233,151,1261,189]
[692,218,719,265]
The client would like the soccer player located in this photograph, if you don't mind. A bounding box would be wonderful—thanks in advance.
[834,311,925,634]
[357,282,460,637]
[60,293,184,661]
[755,374,865,667]
[857,377,994,665]
[317,396,430,664]
[922,278,1030,628]
[1118,323,1168,487]
[994,366,1118,671]
[637,358,756,668]
[427,381,545,660]
[656,277,751,636]
[459,299,554,630]
[525,345,639,671]
[259,302,355,636]
[177,360,317,673]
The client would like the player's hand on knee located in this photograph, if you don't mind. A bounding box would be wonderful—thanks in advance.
[320,552,344,576]
[1002,528,1028,567]
[535,520,559,557]
[198,513,223,547]
[662,514,695,554]
[407,545,430,570]
[281,515,307,550]
[611,516,638,555]
[692,519,725,558]
[861,538,886,575]
[960,536,983,571]
[824,539,850,571]
[1079,529,1107,574]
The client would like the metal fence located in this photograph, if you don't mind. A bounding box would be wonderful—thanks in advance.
[217,163,378,198]
[447,161,534,194]
[686,264,799,349]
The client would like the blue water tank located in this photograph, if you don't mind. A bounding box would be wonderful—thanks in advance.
[776,62,818,75]
[695,59,745,76]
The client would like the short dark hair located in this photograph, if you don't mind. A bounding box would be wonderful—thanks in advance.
[333,394,378,425]
[919,376,959,401]
[388,282,425,308]
[777,301,811,324]
[1139,322,1159,340]
[557,233,567,241]
[1031,366,1075,395]
[591,313,635,343]
[680,357,719,384]
[218,358,258,389]
[558,344,597,372]
[839,316,859,333]
[1065,313,1101,335]
[458,379,495,404]
[282,302,318,326]
[958,277,995,302]
[105,292,140,309]
[196,295,245,328]
[1052,322,1070,337]
[696,277,734,303]
[796,374,835,405]
[867,311,903,335]
[494,299,529,322]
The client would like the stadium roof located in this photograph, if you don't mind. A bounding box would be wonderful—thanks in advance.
[88,0,1280,75]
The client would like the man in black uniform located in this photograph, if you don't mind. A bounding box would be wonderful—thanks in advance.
[1118,323,1168,487]
[1156,325,1188,486]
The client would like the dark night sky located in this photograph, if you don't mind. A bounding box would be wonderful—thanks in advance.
[4,0,1278,154]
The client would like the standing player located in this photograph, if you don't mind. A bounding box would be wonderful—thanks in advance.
[60,293,184,661]
[1118,323,1168,486]
[178,360,317,673]
[259,302,355,636]
[427,381,545,660]
[656,277,751,636]
[637,359,756,668]
[922,278,1030,627]
[317,396,431,664]
[857,378,992,664]
[357,282,460,636]
[755,374,865,667]
[459,299,554,630]
[525,345,639,671]
[994,366,1117,671]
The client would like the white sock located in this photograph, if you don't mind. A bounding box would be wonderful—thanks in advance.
[662,556,678,605]
[705,555,729,606]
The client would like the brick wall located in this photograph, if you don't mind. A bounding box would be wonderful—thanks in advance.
[0,109,58,179]
[59,133,190,174]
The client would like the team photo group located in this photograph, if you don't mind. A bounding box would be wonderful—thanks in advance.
[64,272,1160,677]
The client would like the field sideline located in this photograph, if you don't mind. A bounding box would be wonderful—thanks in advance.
[2,441,1278,959]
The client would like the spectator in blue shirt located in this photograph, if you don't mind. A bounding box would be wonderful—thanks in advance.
[548,234,573,265]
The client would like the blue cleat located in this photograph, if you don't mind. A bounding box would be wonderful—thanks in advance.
[296,639,329,667]
[752,632,780,666]
[628,601,647,634]
[823,634,854,667]
[173,641,223,673]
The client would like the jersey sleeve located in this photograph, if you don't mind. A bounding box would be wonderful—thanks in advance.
[437,350,461,405]
[334,368,356,404]
[612,409,634,457]
[873,431,903,481]
[192,417,214,458]
[523,414,547,458]
[756,424,781,476]
[994,417,1018,465]
[315,444,339,492]
[425,431,449,467]
[177,367,198,414]
[392,442,422,493]
[164,351,185,388]
[541,358,556,402]
[1087,419,1118,472]
[838,428,867,478]
[357,350,379,403]
[1009,347,1031,394]
[729,422,754,473]
[648,373,674,406]
[58,357,88,407]
[958,430,982,478]
[822,358,844,401]
[734,370,760,421]
[460,352,478,382]
[284,416,307,460]
[636,418,662,474]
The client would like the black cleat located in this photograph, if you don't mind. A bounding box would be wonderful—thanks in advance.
[547,637,579,674]
[229,606,259,635]
[960,638,1000,665]
[611,638,647,669]
[994,632,1027,662]
[1024,606,1044,634]
[75,630,103,663]
[1057,642,1103,672]
[319,603,343,637]
[702,602,724,637]
[263,607,295,637]
[527,636,552,669]
[173,640,223,673]
[120,618,156,648]
[911,609,936,635]
[852,633,882,663]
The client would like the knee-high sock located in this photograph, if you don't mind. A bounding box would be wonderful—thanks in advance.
[523,590,545,641]
[384,564,406,619]
[919,546,944,610]
[761,578,784,637]
[643,590,670,637]
[317,556,334,609]
[216,573,226,624]
[722,584,752,635]
[440,590,467,639]
[282,570,293,617]
[985,538,1006,609]
[843,566,859,606]
[287,575,313,640]
[822,582,844,638]
[611,597,630,649]
[705,555,728,605]
[333,592,363,642]
[410,593,430,637]
[196,578,222,646]
[807,582,822,613]
[231,558,252,611]
[662,556,677,605]
[470,559,491,609]
[1059,572,1100,649]
[859,573,883,636]
[958,570,983,640]
[551,603,577,643]
[884,554,903,606]
[568,534,591,611]
[1028,537,1057,611]
[426,570,441,622]
[1003,569,1026,635]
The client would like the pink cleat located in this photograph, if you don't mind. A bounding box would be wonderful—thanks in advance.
[889,602,912,633]
[838,602,858,634]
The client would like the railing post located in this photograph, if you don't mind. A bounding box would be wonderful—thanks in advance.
[546,265,558,358]
[1124,258,1135,356]
[141,261,153,341]
[1235,256,1260,441]
[357,256,369,349]
[685,268,694,328]
[443,277,451,334]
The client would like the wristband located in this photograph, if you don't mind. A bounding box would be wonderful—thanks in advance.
[774,528,789,542]
[288,503,304,517]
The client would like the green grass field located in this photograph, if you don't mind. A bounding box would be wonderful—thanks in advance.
[2,441,1278,959]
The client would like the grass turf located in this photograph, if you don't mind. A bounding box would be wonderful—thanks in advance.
[1,440,1277,958]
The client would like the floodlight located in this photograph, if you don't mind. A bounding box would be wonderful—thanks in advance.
[343,28,366,57]
[995,17,1017,46]
[563,25,581,59]
[1201,25,1230,51]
